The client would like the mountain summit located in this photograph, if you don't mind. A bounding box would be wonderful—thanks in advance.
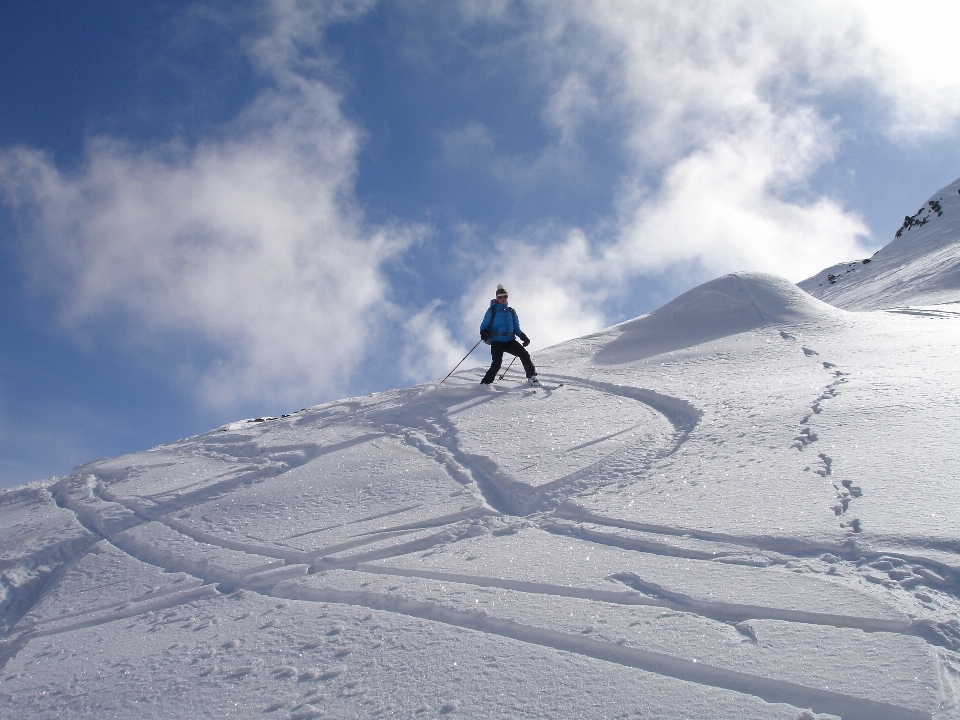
[800,176,960,309]
[2,187,960,718]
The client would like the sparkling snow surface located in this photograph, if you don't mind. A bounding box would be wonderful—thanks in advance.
[3,251,960,716]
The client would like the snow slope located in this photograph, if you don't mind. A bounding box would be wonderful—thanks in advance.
[799,177,960,310]
[2,271,960,713]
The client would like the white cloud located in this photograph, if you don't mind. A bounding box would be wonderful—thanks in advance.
[543,73,599,148]
[444,0,923,351]
[558,1,960,148]
[853,0,960,135]
[607,123,872,282]
[569,0,960,272]
[0,0,409,411]
[399,301,479,383]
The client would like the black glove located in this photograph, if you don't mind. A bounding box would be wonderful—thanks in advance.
[519,333,530,347]
[480,329,492,342]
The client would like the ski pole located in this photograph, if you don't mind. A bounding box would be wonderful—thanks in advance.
[498,356,517,380]
[439,340,482,385]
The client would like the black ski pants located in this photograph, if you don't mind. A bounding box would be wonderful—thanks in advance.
[481,339,536,383]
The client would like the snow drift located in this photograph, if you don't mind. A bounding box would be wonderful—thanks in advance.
[597,272,840,363]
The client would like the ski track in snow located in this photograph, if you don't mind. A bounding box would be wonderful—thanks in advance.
[3,277,960,717]
[2,368,958,719]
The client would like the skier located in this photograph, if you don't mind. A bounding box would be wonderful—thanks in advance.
[479,284,540,387]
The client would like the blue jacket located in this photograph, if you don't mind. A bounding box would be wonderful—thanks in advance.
[480,300,523,343]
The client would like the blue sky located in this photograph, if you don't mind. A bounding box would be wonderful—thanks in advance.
[3,0,960,488]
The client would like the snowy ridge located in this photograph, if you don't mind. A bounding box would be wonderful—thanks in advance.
[599,272,840,363]
[2,273,960,717]
[800,177,960,310]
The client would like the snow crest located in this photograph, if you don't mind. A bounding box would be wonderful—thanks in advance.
[597,272,840,363]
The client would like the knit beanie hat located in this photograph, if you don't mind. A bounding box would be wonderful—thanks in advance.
[496,284,508,297]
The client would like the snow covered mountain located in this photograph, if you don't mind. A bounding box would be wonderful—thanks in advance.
[800,177,960,310]
[3,189,960,718]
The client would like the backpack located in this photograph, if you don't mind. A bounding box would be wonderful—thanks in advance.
[482,304,516,341]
